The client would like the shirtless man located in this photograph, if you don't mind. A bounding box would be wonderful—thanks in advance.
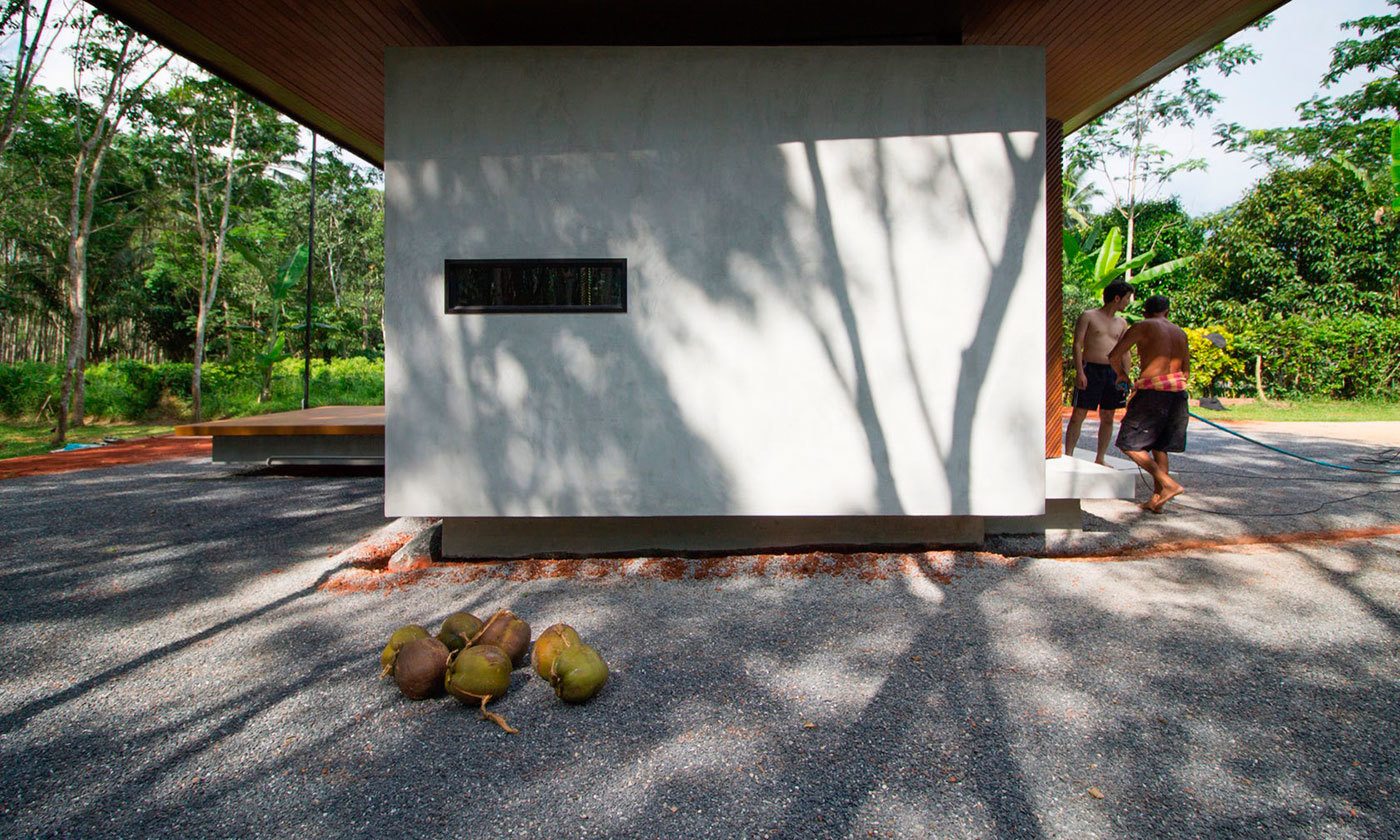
[1107,294,1191,513]
[1066,280,1133,464]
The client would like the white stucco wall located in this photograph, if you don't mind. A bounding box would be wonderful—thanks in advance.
[385,46,1046,519]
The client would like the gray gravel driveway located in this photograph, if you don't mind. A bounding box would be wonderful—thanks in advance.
[1,430,1398,839]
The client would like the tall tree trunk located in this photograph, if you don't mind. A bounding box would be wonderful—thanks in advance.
[223,299,233,359]
[73,354,86,425]
[192,306,207,421]
[52,29,163,443]
[1123,96,1143,280]
[190,101,240,423]
[55,150,91,444]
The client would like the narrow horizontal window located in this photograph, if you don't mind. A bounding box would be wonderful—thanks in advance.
[444,259,626,313]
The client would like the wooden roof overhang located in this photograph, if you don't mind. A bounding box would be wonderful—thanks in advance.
[87,1,1286,166]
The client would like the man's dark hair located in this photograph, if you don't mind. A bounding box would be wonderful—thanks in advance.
[1103,280,1134,305]
[1144,295,1170,316]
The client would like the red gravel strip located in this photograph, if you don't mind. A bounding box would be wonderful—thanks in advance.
[1043,524,1400,562]
[0,436,211,480]
[318,550,984,594]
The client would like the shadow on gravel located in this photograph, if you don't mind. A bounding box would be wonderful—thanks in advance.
[1287,540,1400,633]
[0,462,384,634]
[0,561,351,737]
[3,540,1397,838]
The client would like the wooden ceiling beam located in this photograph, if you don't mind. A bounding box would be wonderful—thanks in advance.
[85,1,1292,166]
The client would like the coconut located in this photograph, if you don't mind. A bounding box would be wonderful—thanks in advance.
[531,623,582,681]
[379,624,429,676]
[392,636,449,700]
[445,644,512,703]
[550,643,608,704]
[436,611,484,652]
[469,609,532,669]
[445,644,517,733]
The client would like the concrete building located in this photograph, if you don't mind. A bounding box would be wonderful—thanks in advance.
[96,1,1284,555]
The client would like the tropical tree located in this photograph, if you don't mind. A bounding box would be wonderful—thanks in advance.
[1219,2,1399,171]
[0,0,61,158]
[1061,157,1102,233]
[148,73,297,421]
[1069,20,1269,274]
[1192,161,1400,321]
[52,11,169,442]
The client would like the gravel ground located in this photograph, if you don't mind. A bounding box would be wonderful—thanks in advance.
[1030,418,1400,556]
[1,430,1398,839]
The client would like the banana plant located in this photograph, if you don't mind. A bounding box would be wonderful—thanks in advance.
[1391,121,1399,211]
[1064,226,1192,298]
[232,243,307,403]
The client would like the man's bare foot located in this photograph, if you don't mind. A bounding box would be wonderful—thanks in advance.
[1147,483,1184,513]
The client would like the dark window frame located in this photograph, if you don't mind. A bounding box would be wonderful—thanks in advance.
[444,258,627,314]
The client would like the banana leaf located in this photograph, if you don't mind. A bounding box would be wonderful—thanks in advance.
[1132,255,1194,283]
[1093,227,1122,282]
[1391,122,1400,211]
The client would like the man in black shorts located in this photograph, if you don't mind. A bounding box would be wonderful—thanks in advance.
[1066,280,1133,464]
[1107,295,1191,513]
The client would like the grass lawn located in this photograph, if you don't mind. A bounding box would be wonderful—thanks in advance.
[1197,398,1400,422]
[0,421,173,460]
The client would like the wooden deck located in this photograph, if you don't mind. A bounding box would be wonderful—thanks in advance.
[173,405,384,437]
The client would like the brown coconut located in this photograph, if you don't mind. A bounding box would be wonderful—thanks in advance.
[469,609,531,669]
[379,624,429,676]
[392,636,449,700]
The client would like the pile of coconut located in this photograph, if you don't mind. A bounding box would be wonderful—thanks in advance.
[379,609,607,733]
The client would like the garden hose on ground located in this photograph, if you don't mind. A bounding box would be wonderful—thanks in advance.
[1187,411,1400,476]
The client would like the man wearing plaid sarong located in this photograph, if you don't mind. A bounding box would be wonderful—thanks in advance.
[1107,295,1192,513]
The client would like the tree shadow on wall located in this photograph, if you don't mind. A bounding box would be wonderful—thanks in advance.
[388,120,1043,520]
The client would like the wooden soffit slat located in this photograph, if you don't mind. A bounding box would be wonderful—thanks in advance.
[86,1,1287,166]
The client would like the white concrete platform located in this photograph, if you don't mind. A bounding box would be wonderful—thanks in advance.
[1048,453,1137,500]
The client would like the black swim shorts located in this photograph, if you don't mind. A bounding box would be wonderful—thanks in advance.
[1115,389,1189,453]
[1073,362,1128,411]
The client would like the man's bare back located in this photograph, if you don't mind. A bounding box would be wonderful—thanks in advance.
[1115,317,1189,382]
[1107,299,1191,514]
[1076,308,1129,365]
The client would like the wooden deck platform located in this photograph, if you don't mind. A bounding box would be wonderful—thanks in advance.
[173,406,384,464]
[174,406,384,437]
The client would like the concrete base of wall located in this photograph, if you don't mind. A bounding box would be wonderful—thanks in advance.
[438,458,1136,557]
[442,515,987,559]
[984,499,1083,535]
[211,434,384,464]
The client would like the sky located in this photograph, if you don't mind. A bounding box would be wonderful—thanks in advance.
[5,0,1395,207]
[1092,0,1391,215]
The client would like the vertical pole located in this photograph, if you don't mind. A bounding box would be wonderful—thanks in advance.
[302,132,317,410]
[1045,118,1065,459]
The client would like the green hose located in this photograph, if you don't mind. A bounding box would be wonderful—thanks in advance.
[1189,411,1400,476]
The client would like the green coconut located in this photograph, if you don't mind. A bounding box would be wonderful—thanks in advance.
[469,609,532,669]
[392,636,450,700]
[445,644,517,733]
[550,643,608,704]
[436,611,484,652]
[532,623,583,681]
[379,624,429,676]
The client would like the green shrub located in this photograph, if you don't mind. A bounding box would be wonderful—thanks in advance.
[1229,314,1400,399]
[0,362,58,417]
[1184,326,1244,396]
[0,357,386,420]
